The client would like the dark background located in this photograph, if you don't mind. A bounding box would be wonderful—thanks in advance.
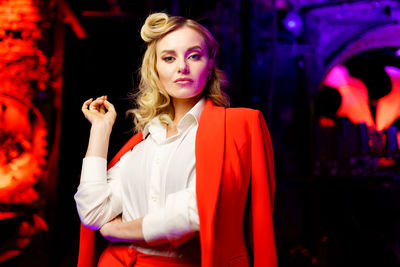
[4,0,400,266]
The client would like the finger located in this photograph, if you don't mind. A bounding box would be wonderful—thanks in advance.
[99,96,106,113]
[82,98,93,112]
[89,97,105,111]
[103,99,116,112]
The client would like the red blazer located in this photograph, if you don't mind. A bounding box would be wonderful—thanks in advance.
[77,99,277,267]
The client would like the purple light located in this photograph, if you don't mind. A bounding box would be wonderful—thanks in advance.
[287,20,296,29]
[282,11,303,36]
[395,48,400,57]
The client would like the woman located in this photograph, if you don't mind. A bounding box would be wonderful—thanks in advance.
[75,12,276,267]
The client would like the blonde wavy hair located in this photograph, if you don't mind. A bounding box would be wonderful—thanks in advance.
[130,12,230,132]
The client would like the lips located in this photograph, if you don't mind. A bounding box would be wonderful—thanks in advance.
[174,78,193,84]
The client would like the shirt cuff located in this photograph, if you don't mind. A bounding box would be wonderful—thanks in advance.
[142,211,168,245]
[81,156,107,183]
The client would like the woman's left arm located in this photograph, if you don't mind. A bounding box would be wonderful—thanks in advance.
[249,110,277,266]
[100,216,144,243]
[99,184,198,246]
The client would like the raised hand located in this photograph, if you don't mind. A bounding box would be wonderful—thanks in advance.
[81,95,117,129]
[82,96,117,158]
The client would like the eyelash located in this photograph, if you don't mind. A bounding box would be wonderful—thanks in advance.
[189,54,201,60]
[163,56,175,63]
[162,53,202,63]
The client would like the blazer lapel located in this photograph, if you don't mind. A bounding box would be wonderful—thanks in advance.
[195,99,225,257]
[108,132,143,169]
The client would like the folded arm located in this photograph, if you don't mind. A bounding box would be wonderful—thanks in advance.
[99,181,199,247]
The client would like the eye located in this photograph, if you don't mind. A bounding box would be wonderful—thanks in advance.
[162,56,175,63]
[188,54,202,61]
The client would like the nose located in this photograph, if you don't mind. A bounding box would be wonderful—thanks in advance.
[178,58,189,74]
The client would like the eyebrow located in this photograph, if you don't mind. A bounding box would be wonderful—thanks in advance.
[160,45,203,54]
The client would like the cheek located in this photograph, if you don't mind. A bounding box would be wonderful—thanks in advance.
[197,68,209,86]
[156,63,167,83]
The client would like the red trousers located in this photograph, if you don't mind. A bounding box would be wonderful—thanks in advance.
[97,243,200,267]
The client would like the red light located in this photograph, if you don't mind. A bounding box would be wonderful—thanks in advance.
[322,64,400,149]
[323,65,375,127]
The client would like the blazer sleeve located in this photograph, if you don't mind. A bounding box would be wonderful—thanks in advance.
[77,132,143,267]
[250,111,277,266]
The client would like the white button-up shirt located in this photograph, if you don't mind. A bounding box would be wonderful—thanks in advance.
[74,98,205,257]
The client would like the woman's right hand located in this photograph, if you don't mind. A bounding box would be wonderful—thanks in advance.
[81,95,117,129]
[82,96,117,158]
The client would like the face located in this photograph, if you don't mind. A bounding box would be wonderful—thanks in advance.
[156,26,213,105]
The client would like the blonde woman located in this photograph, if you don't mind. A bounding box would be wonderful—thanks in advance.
[75,12,276,267]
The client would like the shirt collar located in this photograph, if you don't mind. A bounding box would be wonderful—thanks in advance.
[182,97,205,126]
[142,97,206,140]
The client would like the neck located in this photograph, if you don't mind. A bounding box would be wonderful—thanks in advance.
[171,96,201,125]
